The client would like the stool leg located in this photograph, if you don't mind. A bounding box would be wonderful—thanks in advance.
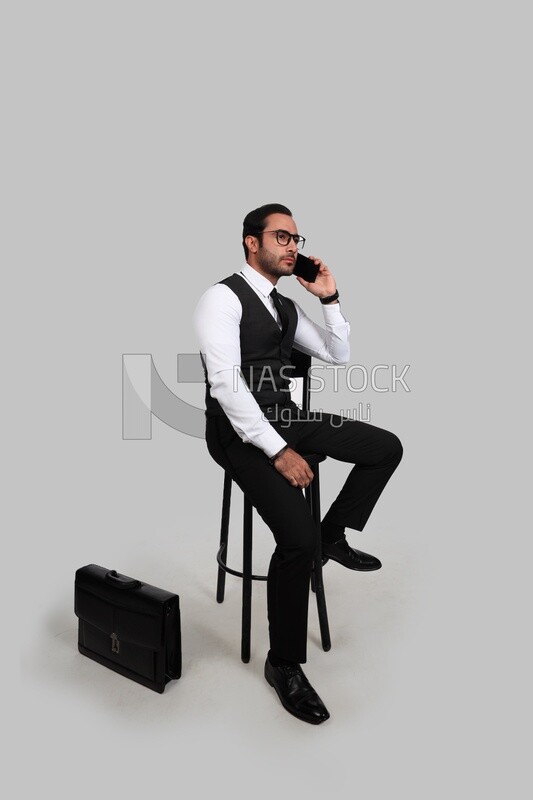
[305,477,320,594]
[313,541,331,652]
[308,468,331,652]
[216,471,232,603]
[241,496,253,663]
[305,484,317,594]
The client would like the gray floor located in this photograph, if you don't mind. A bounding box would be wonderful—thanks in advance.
[22,483,526,799]
[25,535,423,790]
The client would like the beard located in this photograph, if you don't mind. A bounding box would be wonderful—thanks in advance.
[256,247,294,279]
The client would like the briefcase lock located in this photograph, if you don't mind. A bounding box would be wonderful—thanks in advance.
[110,632,120,654]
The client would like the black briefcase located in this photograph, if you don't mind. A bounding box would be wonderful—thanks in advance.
[74,564,181,693]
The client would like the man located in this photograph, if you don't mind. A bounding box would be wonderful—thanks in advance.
[193,203,403,725]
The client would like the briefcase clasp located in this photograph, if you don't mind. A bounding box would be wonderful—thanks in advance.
[110,632,120,654]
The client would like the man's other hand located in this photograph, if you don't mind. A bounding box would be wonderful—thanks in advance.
[273,448,314,488]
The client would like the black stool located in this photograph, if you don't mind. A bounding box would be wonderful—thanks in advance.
[215,350,332,663]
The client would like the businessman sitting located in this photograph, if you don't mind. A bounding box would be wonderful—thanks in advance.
[193,203,403,725]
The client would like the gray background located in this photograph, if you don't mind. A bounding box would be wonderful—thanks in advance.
[10,1,530,797]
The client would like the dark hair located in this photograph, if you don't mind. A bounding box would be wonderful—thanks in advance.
[242,203,292,258]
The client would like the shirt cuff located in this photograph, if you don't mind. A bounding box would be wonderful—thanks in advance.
[322,301,348,324]
[253,427,288,459]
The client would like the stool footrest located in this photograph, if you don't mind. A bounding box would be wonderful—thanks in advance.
[217,543,268,582]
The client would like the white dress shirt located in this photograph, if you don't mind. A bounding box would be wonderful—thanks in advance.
[193,262,351,458]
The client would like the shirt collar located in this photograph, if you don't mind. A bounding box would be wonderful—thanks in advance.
[240,262,277,298]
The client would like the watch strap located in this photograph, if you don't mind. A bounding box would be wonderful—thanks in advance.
[320,290,340,305]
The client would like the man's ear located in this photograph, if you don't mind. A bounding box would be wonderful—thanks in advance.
[245,234,258,254]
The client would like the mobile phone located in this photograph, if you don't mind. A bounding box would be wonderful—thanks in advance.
[293,253,320,283]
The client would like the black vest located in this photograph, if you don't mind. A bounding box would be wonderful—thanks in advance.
[204,273,298,417]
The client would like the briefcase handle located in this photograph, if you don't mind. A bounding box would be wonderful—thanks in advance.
[104,570,142,590]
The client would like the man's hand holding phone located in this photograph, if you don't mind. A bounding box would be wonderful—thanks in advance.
[294,255,338,301]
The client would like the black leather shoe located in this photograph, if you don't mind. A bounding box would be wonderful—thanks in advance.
[264,658,330,725]
[321,538,382,571]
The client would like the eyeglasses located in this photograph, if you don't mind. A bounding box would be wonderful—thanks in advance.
[262,229,306,249]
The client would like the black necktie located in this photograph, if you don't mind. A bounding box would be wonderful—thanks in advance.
[270,288,289,336]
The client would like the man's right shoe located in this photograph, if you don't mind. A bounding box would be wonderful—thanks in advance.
[321,537,382,571]
[264,657,330,725]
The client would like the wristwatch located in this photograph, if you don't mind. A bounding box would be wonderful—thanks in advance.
[320,290,339,305]
[269,445,289,465]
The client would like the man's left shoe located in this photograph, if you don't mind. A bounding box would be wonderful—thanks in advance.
[321,538,382,571]
[264,658,330,725]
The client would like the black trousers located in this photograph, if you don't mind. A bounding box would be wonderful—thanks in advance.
[206,409,403,664]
